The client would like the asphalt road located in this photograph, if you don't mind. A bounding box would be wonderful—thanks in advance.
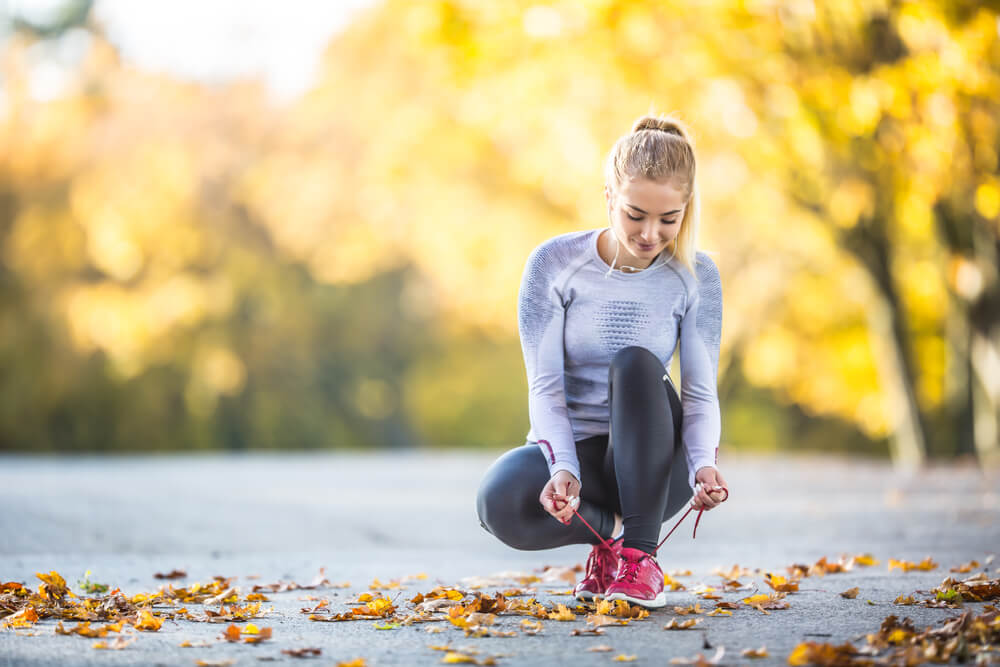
[1,450,998,666]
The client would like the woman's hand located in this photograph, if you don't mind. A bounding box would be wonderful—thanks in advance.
[691,466,729,511]
[539,470,582,525]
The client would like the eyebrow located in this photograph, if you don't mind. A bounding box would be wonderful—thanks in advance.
[626,203,682,216]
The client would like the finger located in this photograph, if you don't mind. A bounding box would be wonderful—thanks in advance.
[556,496,579,524]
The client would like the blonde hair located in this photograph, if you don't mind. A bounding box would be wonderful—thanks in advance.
[604,113,700,278]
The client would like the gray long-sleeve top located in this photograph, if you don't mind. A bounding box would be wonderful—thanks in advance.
[518,227,723,490]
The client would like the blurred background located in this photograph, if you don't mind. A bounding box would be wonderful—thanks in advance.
[1,0,997,469]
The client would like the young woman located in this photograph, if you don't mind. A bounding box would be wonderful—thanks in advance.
[475,114,728,608]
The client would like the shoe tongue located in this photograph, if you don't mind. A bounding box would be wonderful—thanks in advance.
[620,547,652,560]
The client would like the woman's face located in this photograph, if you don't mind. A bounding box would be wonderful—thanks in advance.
[605,176,687,263]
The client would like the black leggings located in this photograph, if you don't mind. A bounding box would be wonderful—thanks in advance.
[476,345,693,555]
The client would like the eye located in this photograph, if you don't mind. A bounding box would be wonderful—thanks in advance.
[663,218,678,224]
[626,213,642,221]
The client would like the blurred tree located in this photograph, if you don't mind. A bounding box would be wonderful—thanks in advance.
[732,1,1000,466]
[1,0,995,464]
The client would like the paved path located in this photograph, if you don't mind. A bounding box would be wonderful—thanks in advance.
[1,451,997,666]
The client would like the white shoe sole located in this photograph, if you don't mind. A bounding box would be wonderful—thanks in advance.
[605,590,667,608]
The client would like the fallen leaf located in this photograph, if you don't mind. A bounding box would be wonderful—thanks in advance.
[91,636,135,650]
[546,603,575,621]
[222,624,241,641]
[673,603,704,615]
[195,661,235,667]
[282,647,322,658]
[133,610,164,631]
[440,651,495,665]
[765,572,799,592]
[519,619,543,635]
[243,626,272,643]
[741,646,768,658]
[888,557,937,572]
[707,608,732,617]
[950,560,980,573]
[154,569,187,579]
[586,613,627,627]
[787,641,862,666]
[664,618,701,630]
[840,587,860,599]
[612,655,637,662]
[713,564,753,579]
[587,644,613,652]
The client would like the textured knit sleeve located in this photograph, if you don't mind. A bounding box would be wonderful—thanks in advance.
[678,252,723,489]
[518,241,580,482]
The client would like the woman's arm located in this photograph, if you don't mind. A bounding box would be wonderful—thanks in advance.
[678,253,723,490]
[518,241,581,483]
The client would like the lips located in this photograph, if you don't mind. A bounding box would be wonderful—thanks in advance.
[637,243,658,251]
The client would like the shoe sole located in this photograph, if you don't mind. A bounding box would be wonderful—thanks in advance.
[574,589,600,601]
[605,591,667,608]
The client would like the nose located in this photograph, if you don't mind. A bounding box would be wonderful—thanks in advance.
[639,223,658,243]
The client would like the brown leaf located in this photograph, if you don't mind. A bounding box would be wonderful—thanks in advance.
[840,587,860,599]
[282,647,322,658]
[153,569,187,580]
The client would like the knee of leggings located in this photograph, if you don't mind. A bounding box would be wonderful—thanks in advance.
[611,345,660,376]
[475,473,541,551]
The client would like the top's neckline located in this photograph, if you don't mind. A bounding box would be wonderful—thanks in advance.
[589,228,671,280]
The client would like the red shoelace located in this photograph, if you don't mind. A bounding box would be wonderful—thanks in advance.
[568,484,730,562]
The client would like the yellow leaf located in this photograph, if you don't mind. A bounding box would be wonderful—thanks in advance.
[888,557,937,572]
[244,623,259,634]
[707,608,732,616]
[546,603,575,621]
[134,610,164,631]
[887,629,910,643]
[664,618,700,630]
[336,660,366,667]
[787,643,811,666]
[612,655,637,662]
[742,594,770,605]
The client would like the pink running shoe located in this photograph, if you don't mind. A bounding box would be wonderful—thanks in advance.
[604,546,667,608]
[573,535,624,601]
